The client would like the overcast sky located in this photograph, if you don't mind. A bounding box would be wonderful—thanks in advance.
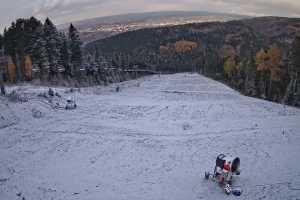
[1,0,300,32]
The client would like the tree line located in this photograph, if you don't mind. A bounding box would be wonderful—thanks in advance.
[1,16,300,106]
[221,40,300,105]
[0,17,82,82]
[86,18,300,106]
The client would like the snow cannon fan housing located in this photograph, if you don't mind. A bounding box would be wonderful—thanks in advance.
[216,154,240,174]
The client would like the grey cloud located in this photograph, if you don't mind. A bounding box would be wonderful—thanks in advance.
[210,0,300,16]
[1,0,300,32]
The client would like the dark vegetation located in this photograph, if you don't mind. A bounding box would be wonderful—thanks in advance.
[86,17,300,106]
[1,16,300,106]
[0,17,146,87]
[0,17,82,84]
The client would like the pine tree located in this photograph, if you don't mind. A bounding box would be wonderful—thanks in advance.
[4,18,42,81]
[58,33,71,77]
[44,18,61,78]
[68,23,82,76]
[25,17,43,55]
[15,19,30,81]
[3,24,17,58]
[31,25,49,80]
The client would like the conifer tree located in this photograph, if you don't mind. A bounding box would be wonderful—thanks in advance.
[31,25,49,80]
[11,19,26,81]
[3,24,17,58]
[59,33,71,77]
[25,17,43,56]
[44,18,61,78]
[68,23,82,76]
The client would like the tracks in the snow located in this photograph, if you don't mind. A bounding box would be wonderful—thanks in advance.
[11,126,259,141]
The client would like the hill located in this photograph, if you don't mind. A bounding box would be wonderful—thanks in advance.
[85,17,300,106]
[0,73,300,199]
[58,11,248,43]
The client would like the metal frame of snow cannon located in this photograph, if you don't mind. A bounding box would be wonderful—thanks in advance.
[205,154,241,195]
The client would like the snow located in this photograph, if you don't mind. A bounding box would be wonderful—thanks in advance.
[0,73,300,200]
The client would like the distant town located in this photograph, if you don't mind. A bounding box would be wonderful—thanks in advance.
[70,15,242,43]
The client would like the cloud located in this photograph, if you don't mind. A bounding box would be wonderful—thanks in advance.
[1,0,300,32]
[29,0,300,21]
[33,0,98,18]
[209,0,300,16]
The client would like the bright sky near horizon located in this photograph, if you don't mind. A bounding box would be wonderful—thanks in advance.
[0,0,300,32]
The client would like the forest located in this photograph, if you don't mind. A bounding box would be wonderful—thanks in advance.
[0,17,82,83]
[86,17,300,106]
[1,16,300,106]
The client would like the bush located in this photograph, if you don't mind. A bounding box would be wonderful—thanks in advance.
[8,91,28,103]
[32,108,44,118]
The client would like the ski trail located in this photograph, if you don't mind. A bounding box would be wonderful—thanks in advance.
[0,73,300,200]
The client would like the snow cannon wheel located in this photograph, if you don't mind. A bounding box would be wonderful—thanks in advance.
[204,172,210,180]
[232,187,242,196]
[224,184,231,195]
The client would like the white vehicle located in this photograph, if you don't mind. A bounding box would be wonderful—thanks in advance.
[205,154,242,196]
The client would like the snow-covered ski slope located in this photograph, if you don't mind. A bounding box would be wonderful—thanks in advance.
[1,73,300,200]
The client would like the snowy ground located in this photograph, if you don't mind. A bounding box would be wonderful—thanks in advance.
[0,73,300,200]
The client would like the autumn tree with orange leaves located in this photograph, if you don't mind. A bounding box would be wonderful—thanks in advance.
[222,45,237,79]
[255,46,282,99]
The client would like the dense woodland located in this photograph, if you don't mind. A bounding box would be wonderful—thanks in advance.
[0,17,82,83]
[86,17,300,106]
[0,17,140,87]
[1,16,300,107]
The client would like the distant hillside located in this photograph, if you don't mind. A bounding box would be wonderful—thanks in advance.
[58,11,248,43]
[85,17,300,106]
